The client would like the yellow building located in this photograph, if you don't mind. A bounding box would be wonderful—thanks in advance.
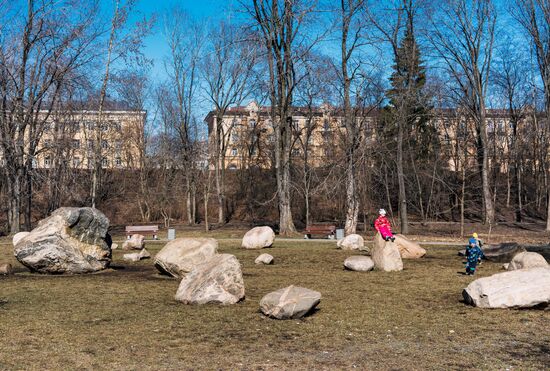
[33,110,145,169]
[205,102,376,169]
[206,102,532,172]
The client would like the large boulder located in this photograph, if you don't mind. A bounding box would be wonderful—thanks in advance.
[371,233,403,272]
[123,248,151,262]
[255,253,274,265]
[122,234,145,250]
[175,254,245,305]
[507,252,548,271]
[259,285,321,319]
[462,267,550,309]
[154,238,218,278]
[12,232,29,246]
[241,226,275,249]
[482,242,526,263]
[13,207,111,274]
[337,234,365,251]
[344,256,374,272]
[394,234,426,259]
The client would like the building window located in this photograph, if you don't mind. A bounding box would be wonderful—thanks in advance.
[73,157,80,167]
[115,157,122,167]
[115,140,122,151]
[87,140,94,149]
[44,156,51,168]
[32,158,37,168]
[44,139,51,148]
[249,119,256,128]
[231,148,238,156]
[85,121,95,130]
[228,164,237,170]
[101,157,108,167]
[72,139,80,149]
[101,123,109,132]
[231,133,239,143]
[101,140,108,149]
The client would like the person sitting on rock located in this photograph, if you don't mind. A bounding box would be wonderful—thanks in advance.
[374,209,395,242]
[465,234,484,275]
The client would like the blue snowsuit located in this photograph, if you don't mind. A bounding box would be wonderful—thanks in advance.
[465,238,484,275]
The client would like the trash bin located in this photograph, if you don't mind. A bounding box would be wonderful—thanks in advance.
[167,228,176,240]
[336,229,344,240]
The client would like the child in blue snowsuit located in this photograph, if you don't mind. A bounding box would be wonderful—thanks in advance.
[465,234,484,275]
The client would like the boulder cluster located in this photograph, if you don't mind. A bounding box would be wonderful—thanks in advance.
[8,208,548,318]
[462,242,550,309]
[122,234,151,262]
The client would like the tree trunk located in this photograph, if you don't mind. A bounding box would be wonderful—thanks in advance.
[479,108,495,225]
[397,119,408,234]
[344,154,359,234]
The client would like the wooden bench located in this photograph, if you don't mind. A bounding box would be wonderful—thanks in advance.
[125,225,159,240]
[305,224,336,239]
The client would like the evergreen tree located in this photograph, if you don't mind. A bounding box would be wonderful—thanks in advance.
[380,8,434,232]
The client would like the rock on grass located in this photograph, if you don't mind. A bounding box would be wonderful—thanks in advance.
[462,267,550,309]
[175,254,245,305]
[260,285,321,319]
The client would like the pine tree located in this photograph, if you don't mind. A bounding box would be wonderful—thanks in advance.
[381,10,433,233]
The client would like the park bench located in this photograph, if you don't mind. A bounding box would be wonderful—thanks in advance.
[305,224,336,239]
[125,225,159,240]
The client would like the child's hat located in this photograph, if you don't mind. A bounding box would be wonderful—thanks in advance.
[472,232,478,238]
[379,209,386,216]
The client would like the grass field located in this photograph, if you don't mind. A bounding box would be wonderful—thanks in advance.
[0,238,549,370]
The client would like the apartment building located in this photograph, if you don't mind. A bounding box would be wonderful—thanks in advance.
[205,101,377,170]
[22,110,145,170]
[206,101,533,172]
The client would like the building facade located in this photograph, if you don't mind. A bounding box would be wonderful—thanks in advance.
[0,110,146,170]
[206,101,528,172]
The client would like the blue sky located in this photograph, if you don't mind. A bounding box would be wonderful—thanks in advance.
[132,0,239,80]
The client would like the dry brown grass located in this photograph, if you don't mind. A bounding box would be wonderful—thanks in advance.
[0,238,549,370]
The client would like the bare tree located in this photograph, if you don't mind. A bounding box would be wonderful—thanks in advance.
[513,0,550,230]
[243,0,316,235]
[163,9,204,225]
[202,20,258,225]
[428,0,497,226]
[90,0,151,209]
[0,0,100,232]
[338,0,368,234]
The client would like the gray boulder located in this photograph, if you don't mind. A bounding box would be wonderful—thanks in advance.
[371,233,403,272]
[507,252,548,271]
[463,267,550,309]
[123,248,151,262]
[344,256,374,272]
[337,234,365,251]
[13,207,111,274]
[260,285,321,319]
[242,226,275,249]
[255,253,274,265]
[122,234,145,250]
[175,254,245,305]
[154,238,218,278]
